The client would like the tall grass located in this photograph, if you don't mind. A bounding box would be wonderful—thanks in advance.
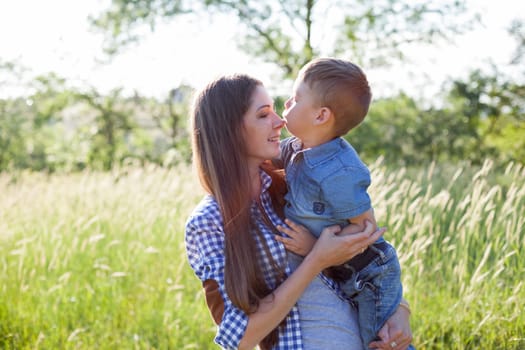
[1,165,213,349]
[1,160,524,349]
[369,159,525,349]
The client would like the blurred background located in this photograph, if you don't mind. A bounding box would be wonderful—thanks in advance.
[1,0,524,171]
[1,2,524,349]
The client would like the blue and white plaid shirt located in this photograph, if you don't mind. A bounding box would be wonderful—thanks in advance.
[185,170,346,349]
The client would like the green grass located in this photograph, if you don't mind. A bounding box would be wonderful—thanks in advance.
[1,160,524,349]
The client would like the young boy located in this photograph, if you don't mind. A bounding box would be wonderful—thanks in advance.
[274,57,414,349]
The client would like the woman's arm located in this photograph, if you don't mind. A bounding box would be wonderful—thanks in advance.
[238,221,385,349]
[275,209,380,257]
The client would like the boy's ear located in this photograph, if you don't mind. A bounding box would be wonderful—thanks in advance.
[314,107,334,125]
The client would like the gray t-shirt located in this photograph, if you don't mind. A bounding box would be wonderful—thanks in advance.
[288,253,364,349]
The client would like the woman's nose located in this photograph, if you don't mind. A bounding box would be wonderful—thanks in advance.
[284,97,292,110]
[272,114,286,128]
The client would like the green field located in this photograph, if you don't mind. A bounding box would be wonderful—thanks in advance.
[1,161,524,349]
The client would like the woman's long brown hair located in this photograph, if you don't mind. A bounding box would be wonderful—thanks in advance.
[191,74,286,349]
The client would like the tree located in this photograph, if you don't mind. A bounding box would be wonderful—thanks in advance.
[0,97,28,171]
[76,88,135,170]
[154,85,192,149]
[91,0,477,80]
[446,68,525,164]
[509,19,525,67]
[0,61,27,171]
[128,86,194,165]
[0,64,74,171]
[348,93,471,165]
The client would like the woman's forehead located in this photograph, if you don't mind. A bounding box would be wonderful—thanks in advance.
[251,85,273,109]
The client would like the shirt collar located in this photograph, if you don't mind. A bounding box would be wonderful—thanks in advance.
[295,137,343,168]
[259,168,273,192]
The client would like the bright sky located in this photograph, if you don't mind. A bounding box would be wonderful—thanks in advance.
[0,0,524,100]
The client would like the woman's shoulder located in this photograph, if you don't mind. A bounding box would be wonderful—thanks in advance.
[185,195,223,232]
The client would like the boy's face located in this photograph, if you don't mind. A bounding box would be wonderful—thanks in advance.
[282,78,320,139]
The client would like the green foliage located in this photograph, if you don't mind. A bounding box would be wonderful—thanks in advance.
[75,88,135,170]
[1,57,524,172]
[31,73,72,127]
[91,0,477,80]
[445,68,525,164]
[350,93,424,164]
[348,66,525,167]
[351,93,478,165]
[509,19,525,66]
[335,1,475,67]
[0,60,196,172]
[1,162,524,348]
[0,98,29,170]
[89,0,188,56]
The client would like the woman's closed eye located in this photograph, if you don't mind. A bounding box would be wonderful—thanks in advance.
[257,106,275,119]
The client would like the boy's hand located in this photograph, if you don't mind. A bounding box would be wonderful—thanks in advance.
[275,219,317,256]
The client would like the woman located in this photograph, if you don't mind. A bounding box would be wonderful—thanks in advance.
[185,74,412,349]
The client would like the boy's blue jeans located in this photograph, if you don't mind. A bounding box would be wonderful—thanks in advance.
[341,242,415,350]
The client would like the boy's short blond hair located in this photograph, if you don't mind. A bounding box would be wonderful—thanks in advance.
[299,57,371,136]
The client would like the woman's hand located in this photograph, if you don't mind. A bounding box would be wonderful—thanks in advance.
[275,219,317,256]
[307,220,385,270]
[368,304,413,350]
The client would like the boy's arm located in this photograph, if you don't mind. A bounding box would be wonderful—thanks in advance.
[341,207,377,235]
